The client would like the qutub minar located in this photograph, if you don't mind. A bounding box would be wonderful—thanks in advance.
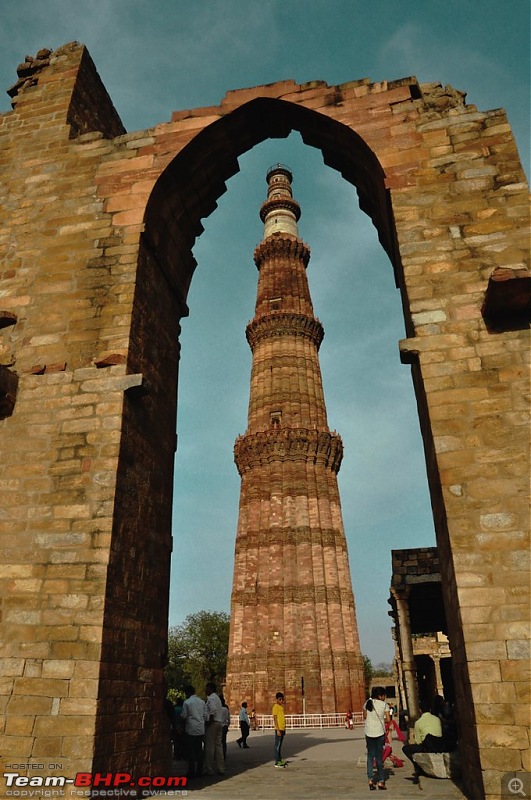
[226,165,365,715]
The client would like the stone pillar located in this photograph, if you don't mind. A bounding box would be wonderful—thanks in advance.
[432,654,444,697]
[394,655,407,712]
[391,587,419,720]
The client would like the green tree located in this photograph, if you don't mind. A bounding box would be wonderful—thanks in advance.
[374,662,393,677]
[166,610,230,697]
[363,655,373,694]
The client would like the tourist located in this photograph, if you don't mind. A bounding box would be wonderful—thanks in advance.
[173,695,186,760]
[432,694,458,750]
[180,685,205,779]
[399,707,408,732]
[236,701,251,748]
[383,717,405,768]
[220,695,230,760]
[402,698,444,783]
[364,686,391,790]
[345,709,354,729]
[164,693,177,757]
[272,691,287,767]
[203,682,225,775]
[250,708,258,730]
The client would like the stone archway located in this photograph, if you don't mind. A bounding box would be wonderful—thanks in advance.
[0,43,529,800]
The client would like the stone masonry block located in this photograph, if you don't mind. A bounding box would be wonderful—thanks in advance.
[480,747,522,771]
[477,724,528,749]
[13,678,69,697]
[33,715,94,736]
[41,660,76,679]
[60,734,96,758]
[472,682,516,704]
[0,735,33,757]
[0,659,25,677]
[5,716,34,735]
[30,737,63,757]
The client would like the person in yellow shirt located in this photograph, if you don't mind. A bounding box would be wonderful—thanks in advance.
[272,692,286,767]
[402,699,443,783]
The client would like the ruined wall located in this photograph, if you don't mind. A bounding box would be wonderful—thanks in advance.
[0,43,177,779]
[0,42,529,798]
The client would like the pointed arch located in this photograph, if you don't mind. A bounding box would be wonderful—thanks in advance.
[143,97,401,313]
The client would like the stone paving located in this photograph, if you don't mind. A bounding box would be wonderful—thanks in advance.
[168,727,468,800]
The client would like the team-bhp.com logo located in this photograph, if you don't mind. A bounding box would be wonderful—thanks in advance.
[3,772,187,797]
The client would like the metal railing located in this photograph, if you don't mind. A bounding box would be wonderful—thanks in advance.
[231,712,364,730]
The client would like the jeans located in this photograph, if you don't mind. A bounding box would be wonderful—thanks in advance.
[274,730,285,763]
[366,734,385,782]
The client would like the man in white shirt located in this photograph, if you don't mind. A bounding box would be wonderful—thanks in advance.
[203,682,225,775]
[237,701,251,748]
[181,685,205,779]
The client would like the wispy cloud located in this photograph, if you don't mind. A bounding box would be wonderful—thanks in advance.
[379,20,507,84]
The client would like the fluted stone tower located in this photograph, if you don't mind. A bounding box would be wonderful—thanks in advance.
[226,166,365,715]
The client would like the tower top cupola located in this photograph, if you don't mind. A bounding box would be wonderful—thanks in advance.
[260,163,301,239]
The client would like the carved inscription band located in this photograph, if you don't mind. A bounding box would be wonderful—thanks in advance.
[234,427,343,474]
[253,236,310,268]
[231,585,354,605]
[246,312,324,349]
[233,526,348,551]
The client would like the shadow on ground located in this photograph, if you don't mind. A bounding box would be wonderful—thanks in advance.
[169,727,467,799]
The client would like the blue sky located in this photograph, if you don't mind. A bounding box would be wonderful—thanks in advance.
[1,1,528,664]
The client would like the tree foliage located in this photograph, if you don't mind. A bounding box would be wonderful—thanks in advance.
[374,662,393,677]
[363,655,373,693]
[166,610,230,698]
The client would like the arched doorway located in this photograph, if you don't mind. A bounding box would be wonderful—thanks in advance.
[169,131,436,690]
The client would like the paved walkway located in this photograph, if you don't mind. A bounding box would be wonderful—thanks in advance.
[169,727,468,800]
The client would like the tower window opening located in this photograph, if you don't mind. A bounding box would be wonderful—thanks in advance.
[270,411,282,428]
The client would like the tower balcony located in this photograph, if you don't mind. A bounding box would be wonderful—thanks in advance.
[246,311,324,350]
[233,427,343,475]
[253,234,309,268]
[259,196,301,223]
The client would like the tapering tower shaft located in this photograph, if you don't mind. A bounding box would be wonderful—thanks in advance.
[226,165,365,715]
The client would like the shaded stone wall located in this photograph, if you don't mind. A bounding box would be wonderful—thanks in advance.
[0,42,528,798]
